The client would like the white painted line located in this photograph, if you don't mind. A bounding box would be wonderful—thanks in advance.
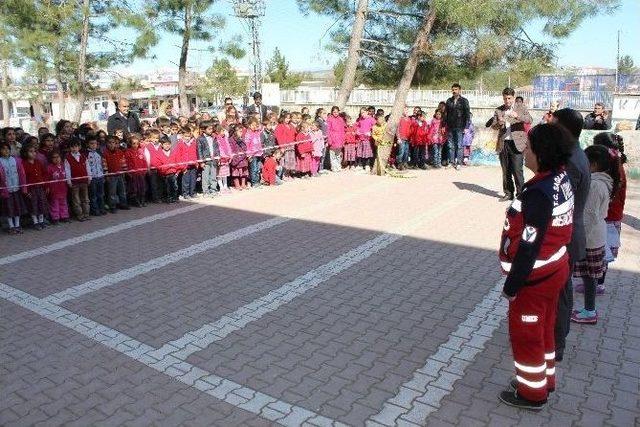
[0,204,205,266]
[44,217,290,304]
[156,194,469,361]
[369,279,507,426]
[43,181,391,305]
[0,282,345,427]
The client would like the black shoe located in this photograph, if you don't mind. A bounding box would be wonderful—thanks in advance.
[119,204,131,210]
[509,378,554,394]
[110,208,117,213]
[498,194,513,202]
[499,390,546,411]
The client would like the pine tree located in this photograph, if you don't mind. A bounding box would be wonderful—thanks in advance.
[148,0,226,116]
[265,48,306,90]
[195,58,248,104]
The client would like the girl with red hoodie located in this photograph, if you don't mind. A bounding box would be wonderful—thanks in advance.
[21,143,49,229]
[410,111,429,169]
[295,121,313,177]
[342,115,357,170]
[47,150,70,224]
[274,112,297,177]
[125,133,148,207]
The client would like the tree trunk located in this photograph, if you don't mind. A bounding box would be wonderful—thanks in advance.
[335,0,368,110]
[178,5,192,116]
[380,7,436,175]
[55,70,66,121]
[1,60,10,127]
[74,0,90,124]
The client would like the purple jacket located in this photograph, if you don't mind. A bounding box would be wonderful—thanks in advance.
[462,122,475,147]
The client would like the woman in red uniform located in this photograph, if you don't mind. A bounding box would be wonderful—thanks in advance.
[498,123,575,410]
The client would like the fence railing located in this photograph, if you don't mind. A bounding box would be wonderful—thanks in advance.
[280,88,614,111]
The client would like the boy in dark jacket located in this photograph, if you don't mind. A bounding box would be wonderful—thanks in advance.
[196,120,220,197]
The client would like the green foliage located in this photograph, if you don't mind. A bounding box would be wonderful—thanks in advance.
[302,0,620,88]
[148,0,225,42]
[0,0,156,98]
[194,58,247,102]
[333,58,363,87]
[618,55,636,75]
[110,77,145,94]
[266,48,307,89]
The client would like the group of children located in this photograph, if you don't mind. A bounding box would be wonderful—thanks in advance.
[0,101,476,235]
[396,106,474,171]
[571,132,628,324]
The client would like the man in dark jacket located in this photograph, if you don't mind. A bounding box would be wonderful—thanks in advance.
[444,83,471,169]
[583,102,611,130]
[107,97,141,136]
[245,92,269,122]
[551,108,591,361]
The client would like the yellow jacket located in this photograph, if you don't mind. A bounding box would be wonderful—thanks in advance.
[372,123,387,146]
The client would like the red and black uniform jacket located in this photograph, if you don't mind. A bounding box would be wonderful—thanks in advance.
[500,169,575,297]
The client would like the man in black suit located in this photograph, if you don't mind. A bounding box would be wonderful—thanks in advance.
[245,92,269,122]
[107,97,141,136]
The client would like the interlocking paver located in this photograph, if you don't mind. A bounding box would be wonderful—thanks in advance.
[1,168,638,426]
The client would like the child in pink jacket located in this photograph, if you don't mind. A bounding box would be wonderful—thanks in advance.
[47,150,70,224]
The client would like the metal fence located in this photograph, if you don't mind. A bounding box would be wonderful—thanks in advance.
[280,88,615,111]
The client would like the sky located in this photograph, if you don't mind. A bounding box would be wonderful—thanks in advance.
[115,0,640,76]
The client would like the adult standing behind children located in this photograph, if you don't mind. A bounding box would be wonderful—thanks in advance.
[107,98,141,136]
[444,83,471,170]
[548,108,590,361]
[246,92,268,122]
[490,87,532,202]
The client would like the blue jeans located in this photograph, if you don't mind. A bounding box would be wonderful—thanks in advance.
[181,167,197,197]
[89,177,105,214]
[397,140,409,164]
[447,128,464,165]
[431,144,442,168]
[201,162,218,194]
[250,157,262,186]
[107,175,127,208]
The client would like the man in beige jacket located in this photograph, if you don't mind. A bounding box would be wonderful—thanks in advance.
[489,87,532,202]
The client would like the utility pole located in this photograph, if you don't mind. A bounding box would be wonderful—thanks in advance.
[233,0,265,96]
[615,29,620,92]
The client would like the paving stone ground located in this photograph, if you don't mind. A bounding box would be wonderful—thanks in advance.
[1,166,638,426]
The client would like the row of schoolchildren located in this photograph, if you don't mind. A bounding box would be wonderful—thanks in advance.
[571,132,628,324]
[0,113,330,234]
[0,103,475,234]
[274,105,475,175]
[396,106,474,171]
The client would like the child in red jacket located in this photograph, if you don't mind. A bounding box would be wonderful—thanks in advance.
[175,125,198,199]
[157,136,180,203]
[103,135,129,212]
[20,143,49,229]
[125,133,148,207]
[47,150,70,224]
[295,121,313,177]
[343,115,357,170]
[396,107,413,170]
[410,111,429,169]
